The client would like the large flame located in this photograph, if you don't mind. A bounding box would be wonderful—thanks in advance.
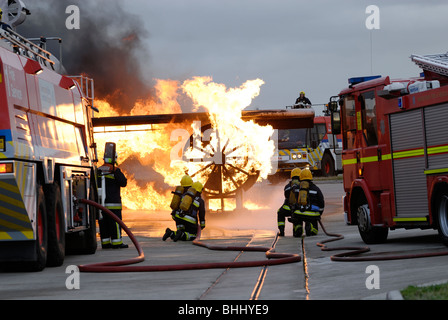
[94,77,274,211]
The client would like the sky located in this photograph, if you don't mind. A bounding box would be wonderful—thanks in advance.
[15,0,448,114]
[121,0,448,113]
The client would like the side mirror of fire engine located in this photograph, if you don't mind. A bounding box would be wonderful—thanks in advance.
[331,111,341,135]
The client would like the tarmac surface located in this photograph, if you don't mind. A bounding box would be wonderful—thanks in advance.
[1,179,448,301]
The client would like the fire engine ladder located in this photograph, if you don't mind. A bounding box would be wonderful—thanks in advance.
[69,75,95,111]
[411,53,448,77]
[0,27,55,69]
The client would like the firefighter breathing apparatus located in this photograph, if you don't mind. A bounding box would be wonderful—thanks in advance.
[76,198,448,273]
[169,186,184,211]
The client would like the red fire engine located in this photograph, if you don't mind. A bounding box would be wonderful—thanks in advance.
[330,53,448,245]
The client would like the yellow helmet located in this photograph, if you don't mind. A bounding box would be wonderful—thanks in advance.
[180,175,193,187]
[291,168,302,179]
[300,168,313,181]
[300,91,305,95]
[192,181,204,193]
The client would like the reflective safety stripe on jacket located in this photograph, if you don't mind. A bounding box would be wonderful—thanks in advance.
[294,205,322,217]
[293,210,321,217]
[175,212,197,225]
[105,203,123,210]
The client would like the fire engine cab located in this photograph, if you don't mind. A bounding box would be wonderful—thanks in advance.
[270,115,342,182]
[330,53,448,246]
[0,2,98,271]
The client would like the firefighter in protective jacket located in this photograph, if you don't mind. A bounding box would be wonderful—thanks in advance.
[277,168,302,236]
[98,152,128,249]
[163,181,206,241]
[290,168,324,236]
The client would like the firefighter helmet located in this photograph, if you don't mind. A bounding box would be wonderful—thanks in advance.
[300,168,313,181]
[180,175,193,187]
[291,168,302,179]
[300,91,305,95]
[192,181,204,193]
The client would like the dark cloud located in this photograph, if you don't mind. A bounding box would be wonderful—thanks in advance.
[18,0,153,113]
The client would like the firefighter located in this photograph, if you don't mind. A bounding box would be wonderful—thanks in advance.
[163,181,206,242]
[277,168,302,236]
[294,91,312,108]
[98,151,128,249]
[290,168,324,237]
[168,175,193,217]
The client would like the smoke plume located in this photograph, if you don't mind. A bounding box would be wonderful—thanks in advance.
[18,0,152,113]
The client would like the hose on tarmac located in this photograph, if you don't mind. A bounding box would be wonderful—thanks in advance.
[77,199,448,271]
[77,199,301,273]
[317,220,448,261]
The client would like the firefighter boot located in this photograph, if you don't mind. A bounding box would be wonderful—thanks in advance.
[278,226,285,237]
[293,224,303,238]
[305,221,318,236]
[173,230,184,242]
[163,228,174,241]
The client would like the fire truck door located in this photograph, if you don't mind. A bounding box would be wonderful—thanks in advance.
[389,108,428,221]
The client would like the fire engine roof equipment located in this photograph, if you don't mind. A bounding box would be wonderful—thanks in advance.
[411,53,448,77]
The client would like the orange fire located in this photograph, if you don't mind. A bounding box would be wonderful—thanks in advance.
[93,77,275,211]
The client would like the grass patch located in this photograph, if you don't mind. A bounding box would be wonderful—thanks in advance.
[401,282,448,300]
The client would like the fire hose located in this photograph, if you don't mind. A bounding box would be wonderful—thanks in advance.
[317,220,448,261]
[77,199,448,272]
[77,199,301,273]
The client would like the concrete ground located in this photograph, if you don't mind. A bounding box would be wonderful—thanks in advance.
[1,180,448,301]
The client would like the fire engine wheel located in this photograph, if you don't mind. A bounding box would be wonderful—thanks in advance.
[45,183,65,267]
[321,153,335,177]
[31,185,48,271]
[357,203,388,244]
[436,193,448,246]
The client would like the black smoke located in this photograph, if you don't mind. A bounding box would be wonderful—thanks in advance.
[17,0,153,113]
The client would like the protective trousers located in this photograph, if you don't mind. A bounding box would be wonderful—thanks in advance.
[291,207,321,237]
[173,212,198,241]
[277,203,292,236]
[99,208,124,247]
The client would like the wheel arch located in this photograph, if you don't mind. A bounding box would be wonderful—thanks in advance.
[349,179,377,225]
[430,178,448,228]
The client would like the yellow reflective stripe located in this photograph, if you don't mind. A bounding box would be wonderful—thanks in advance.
[278,221,285,227]
[424,168,448,175]
[342,158,357,166]
[0,180,20,194]
[393,217,427,222]
[393,148,424,159]
[382,153,392,160]
[427,145,448,155]
[0,205,30,223]
[0,193,25,209]
[105,203,122,209]
[175,213,197,224]
[0,232,12,240]
[360,156,378,163]
[21,231,33,239]
[0,230,32,240]
[293,210,321,217]
[0,217,29,231]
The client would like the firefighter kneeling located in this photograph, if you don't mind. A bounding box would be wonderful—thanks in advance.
[163,177,206,242]
[277,168,302,236]
[288,169,325,237]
